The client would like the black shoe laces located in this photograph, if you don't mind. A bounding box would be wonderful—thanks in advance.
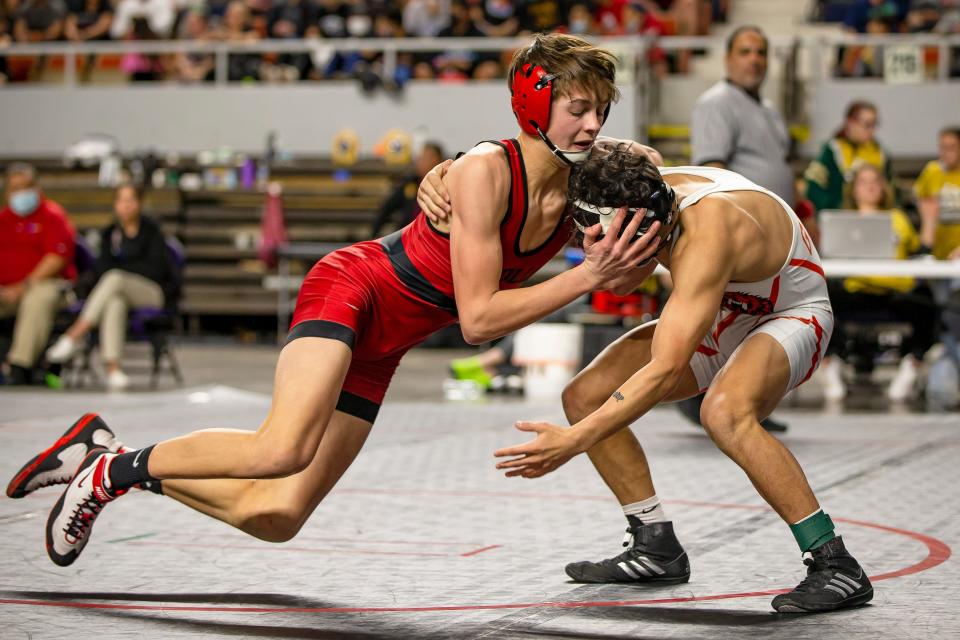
[64,493,106,541]
[793,556,837,593]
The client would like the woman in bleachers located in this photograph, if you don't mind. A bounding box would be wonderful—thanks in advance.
[915,126,960,258]
[217,0,262,82]
[46,183,178,390]
[821,164,938,402]
[172,7,215,83]
[805,100,893,212]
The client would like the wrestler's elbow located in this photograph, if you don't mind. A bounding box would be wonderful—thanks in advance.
[649,357,687,391]
[459,311,492,345]
[461,323,500,345]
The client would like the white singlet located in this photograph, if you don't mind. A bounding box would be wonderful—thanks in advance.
[660,166,833,392]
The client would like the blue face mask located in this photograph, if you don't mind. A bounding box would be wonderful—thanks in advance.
[9,189,39,217]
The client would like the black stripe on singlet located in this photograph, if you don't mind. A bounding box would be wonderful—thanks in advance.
[285,319,357,348]
[335,390,380,423]
[380,230,458,314]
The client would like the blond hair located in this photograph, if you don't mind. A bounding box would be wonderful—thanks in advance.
[843,163,894,210]
[508,33,619,108]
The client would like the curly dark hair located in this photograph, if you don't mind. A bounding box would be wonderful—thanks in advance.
[568,143,664,208]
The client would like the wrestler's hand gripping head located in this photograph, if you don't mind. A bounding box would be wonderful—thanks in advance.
[568,144,679,245]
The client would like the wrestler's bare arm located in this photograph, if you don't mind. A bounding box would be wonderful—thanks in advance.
[573,230,733,449]
[447,149,655,344]
[418,139,664,222]
[493,206,737,477]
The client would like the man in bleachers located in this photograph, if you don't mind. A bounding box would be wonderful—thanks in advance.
[0,163,76,385]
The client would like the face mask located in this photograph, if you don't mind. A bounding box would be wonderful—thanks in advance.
[569,19,589,34]
[346,15,371,36]
[9,189,39,217]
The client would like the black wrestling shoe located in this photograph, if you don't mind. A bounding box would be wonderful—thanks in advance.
[772,536,873,613]
[565,519,690,585]
[6,413,124,499]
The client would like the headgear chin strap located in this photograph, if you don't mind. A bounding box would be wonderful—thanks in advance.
[510,63,603,166]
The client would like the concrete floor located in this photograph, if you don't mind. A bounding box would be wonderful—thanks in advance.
[0,343,956,639]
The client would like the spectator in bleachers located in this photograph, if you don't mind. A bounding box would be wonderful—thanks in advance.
[614,2,669,78]
[13,0,66,43]
[403,0,451,37]
[0,1,13,84]
[905,0,944,32]
[517,0,567,34]
[64,0,113,82]
[370,141,446,238]
[64,0,112,43]
[217,0,262,82]
[112,0,175,81]
[469,0,518,37]
[262,0,318,82]
[111,0,175,40]
[838,7,902,77]
[915,126,960,259]
[0,163,76,386]
[46,183,178,391]
[842,0,909,33]
[563,3,597,35]
[172,7,215,83]
[805,100,892,212]
[821,163,936,402]
[434,0,500,80]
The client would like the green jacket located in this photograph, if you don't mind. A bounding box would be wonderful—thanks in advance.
[804,136,892,211]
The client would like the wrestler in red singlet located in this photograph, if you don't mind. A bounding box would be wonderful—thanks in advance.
[289,139,572,421]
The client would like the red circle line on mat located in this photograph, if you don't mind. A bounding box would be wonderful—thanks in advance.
[0,499,950,614]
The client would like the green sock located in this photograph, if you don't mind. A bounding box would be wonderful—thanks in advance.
[789,509,836,552]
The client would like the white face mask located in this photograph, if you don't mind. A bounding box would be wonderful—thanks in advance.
[9,189,40,217]
[346,15,371,36]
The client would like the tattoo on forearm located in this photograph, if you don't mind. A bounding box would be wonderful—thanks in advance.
[612,391,625,402]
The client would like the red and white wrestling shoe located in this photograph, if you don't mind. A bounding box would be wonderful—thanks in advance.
[46,448,127,567]
[6,413,124,499]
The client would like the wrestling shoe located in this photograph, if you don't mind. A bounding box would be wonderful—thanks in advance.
[565,519,690,584]
[6,413,124,499]
[772,536,873,613]
[46,448,126,567]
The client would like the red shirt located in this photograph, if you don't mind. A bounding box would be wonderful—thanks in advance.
[0,198,77,285]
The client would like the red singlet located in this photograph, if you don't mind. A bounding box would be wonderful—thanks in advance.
[289,139,572,422]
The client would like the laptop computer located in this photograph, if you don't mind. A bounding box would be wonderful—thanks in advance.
[818,210,897,259]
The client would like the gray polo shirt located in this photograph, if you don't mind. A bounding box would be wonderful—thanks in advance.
[690,79,795,204]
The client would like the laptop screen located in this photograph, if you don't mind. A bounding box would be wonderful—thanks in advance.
[818,210,897,259]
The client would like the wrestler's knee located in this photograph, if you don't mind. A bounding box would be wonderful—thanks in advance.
[562,371,606,422]
[699,390,757,452]
[249,422,317,478]
[234,485,311,543]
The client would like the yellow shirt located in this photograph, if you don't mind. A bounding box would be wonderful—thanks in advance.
[914,160,960,259]
[843,209,919,294]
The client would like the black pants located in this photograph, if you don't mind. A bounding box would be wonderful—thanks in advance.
[827,279,939,360]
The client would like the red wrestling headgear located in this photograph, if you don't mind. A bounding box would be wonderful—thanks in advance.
[510,63,611,166]
[511,63,557,138]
